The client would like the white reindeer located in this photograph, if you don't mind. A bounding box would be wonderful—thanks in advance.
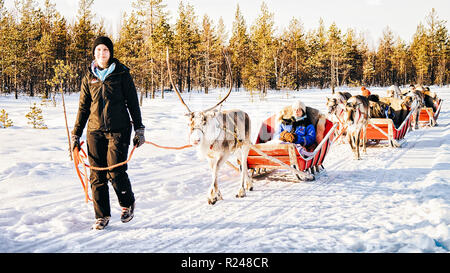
[166,49,253,205]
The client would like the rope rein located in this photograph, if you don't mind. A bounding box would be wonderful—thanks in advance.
[73,140,193,202]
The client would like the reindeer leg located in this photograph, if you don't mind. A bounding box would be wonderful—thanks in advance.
[355,129,361,160]
[207,157,224,205]
[363,125,367,154]
[236,146,252,198]
[241,145,253,191]
[348,132,354,150]
[415,110,420,130]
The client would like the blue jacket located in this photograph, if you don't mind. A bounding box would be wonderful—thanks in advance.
[274,117,316,147]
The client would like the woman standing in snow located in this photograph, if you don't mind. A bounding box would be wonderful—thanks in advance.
[71,36,146,230]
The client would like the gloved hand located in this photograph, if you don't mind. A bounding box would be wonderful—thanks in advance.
[133,128,145,148]
[71,134,81,151]
[280,131,296,143]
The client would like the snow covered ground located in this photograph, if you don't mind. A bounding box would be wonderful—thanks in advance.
[0,86,449,253]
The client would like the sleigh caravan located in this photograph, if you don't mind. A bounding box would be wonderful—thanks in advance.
[365,102,419,148]
[246,109,338,181]
[418,98,443,127]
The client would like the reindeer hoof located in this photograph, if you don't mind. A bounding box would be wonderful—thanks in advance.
[208,198,217,205]
[235,188,246,198]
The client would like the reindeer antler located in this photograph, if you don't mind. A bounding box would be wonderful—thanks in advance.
[202,49,233,113]
[166,47,192,113]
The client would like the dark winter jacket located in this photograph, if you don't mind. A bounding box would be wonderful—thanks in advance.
[72,58,144,137]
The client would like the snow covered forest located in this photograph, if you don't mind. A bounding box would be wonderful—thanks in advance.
[0,0,449,100]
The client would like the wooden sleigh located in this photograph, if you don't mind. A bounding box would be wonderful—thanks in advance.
[365,103,418,147]
[418,98,443,127]
[246,114,338,181]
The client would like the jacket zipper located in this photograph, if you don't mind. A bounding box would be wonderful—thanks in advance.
[92,68,127,130]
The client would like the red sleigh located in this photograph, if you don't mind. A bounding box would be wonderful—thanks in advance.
[365,103,418,147]
[418,98,443,127]
[246,113,338,181]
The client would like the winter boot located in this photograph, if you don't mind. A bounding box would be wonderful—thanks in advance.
[121,202,135,223]
[92,216,110,230]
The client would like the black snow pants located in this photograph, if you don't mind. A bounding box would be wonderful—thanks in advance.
[86,127,135,219]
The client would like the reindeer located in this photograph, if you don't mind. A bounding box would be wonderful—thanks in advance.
[166,49,252,205]
[326,91,352,142]
[344,95,369,160]
[403,90,423,130]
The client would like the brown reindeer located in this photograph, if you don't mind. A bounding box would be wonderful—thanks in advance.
[326,92,352,120]
[167,48,252,205]
[344,95,369,160]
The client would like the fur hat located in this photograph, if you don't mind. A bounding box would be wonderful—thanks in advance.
[278,106,294,122]
[92,36,114,61]
[291,100,306,113]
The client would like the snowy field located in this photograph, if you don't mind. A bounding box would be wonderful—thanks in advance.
[0,86,449,253]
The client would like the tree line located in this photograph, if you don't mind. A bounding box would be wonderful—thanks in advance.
[0,0,449,101]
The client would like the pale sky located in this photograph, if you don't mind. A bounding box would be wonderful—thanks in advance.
[5,0,450,47]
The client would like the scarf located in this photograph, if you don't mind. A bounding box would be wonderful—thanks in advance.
[91,61,116,82]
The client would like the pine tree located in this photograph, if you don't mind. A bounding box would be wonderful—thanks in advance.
[284,18,306,90]
[0,109,13,128]
[16,0,42,97]
[327,22,343,92]
[26,103,48,129]
[376,27,395,85]
[411,23,430,85]
[247,2,275,94]
[339,29,364,86]
[68,0,96,89]
[47,60,77,159]
[173,1,200,93]
[116,11,144,101]
[199,15,221,94]
[391,38,409,85]
[424,8,449,85]
[305,19,327,88]
[229,4,250,90]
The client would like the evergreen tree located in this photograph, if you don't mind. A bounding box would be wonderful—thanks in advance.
[376,27,395,85]
[425,8,449,85]
[284,18,307,90]
[199,14,218,94]
[229,4,250,90]
[173,1,200,92]
[327,22,343,92]
[411,23,430,85]
[246,2,275,93]
[305,19,327,88]
[68,0,96,88]
[116,11,144,97]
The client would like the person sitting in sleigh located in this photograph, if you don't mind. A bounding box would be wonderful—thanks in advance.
[273,99,316,149]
